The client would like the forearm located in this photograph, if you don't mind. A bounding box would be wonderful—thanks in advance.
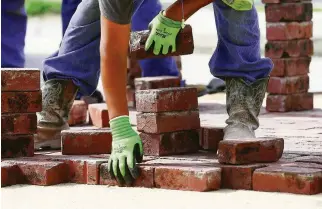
[100,16,129,120]
[163,0,213,22]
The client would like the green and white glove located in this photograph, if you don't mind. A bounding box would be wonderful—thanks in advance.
[145,11,182,55]
[108,116,143,185]
[222,0,254,11]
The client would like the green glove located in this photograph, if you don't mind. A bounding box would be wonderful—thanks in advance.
[145,11,182,55]
[108,116,143,185]
[222,0,254,11]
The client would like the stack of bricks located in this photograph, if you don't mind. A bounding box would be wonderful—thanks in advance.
[135,87,201,156]
[1,68,42,158]
[264,0,314,112]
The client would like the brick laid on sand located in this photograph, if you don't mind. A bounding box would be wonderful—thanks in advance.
[1,91,42,113]
[134,76,181,91]
[1,68,40,91]
[253,166,322,195]
[218,137,284,165]
[266,93,313,112]
[68,100,88,126]
[1,135,34,158]
[1,113,37,135]
[199,126,224,152]
[136,87,198,113]
[136,111,200,134]
[88,103,110,128]
[61,127,112,155]
[1,162,25,187]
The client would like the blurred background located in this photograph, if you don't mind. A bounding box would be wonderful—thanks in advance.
[11,0,322,93]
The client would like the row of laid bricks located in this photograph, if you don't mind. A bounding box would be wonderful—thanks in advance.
[2,153,322,194]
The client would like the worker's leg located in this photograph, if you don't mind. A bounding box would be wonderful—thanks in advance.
[1,0,27,68]
[61,0,82,36]
[131,0,179,77]
[210,0,273,139]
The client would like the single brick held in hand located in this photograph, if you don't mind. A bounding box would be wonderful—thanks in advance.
[253,166,322,195]
[1,113,37,135]
[1,162,25,187]
[140,130,200,156]
[1,68,40,91]
[266,93,313,112]
[88,103,110,128]
[137,111,200,134]
[134,76,181,91]
[265,39,313,59]
[1,135,34,158]
[68,100,88,126]
[1,91,42,113]
[136,87,198,113]
[267,75,309,94]
[129,24,194,60]
[266,22,312,41]
[270,57,311,77]
[154,166,221,192]
[61,127,112,155]
[265,3,312,22]
[200,126,224,152]
[218,137,284,165]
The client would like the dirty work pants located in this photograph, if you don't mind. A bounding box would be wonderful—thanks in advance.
[1,0,27,68]
[44,0,179,96]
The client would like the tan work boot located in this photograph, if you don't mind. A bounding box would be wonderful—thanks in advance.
[223,77,269,140]
[35,79,79,149]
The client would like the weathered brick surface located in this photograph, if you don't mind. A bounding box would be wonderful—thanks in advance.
[266,22,312,41]
[140,130,200,156]
[265,39,313,59]
[68,100,88,126]
[266,93,313,112]
[137,111,200,134]
[267,75,309,94]
[129,25,194,60]
[1,91,42,113]
[88,103,110,128]
[1,135,34,158]
[1,162,25,187]
[1,68,40,91]
[136,87,198,113]
[270,57,311,77]
[134,76,181,91]
[100,163,154,188]
[200,126,224,152]
[61,127,112,155]
[218,138,284,165]
[265,3,312,22]
[253,166,322,195]
[262,0,312,3]
[154,166,221,192]
[87,160,106,185]
[1,113,37,135]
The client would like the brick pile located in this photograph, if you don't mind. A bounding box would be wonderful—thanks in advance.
[135,87,201,156]
[264,0,314,112]
[1,68,42,158]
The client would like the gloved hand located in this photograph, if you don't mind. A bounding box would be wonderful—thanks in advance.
[221,0,254,11]
[145,11,182,55]
[108,116,143,185]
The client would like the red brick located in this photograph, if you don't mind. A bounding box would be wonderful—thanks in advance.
[88,103,110,128]
[1,135,34,158]
[68,100,88,126]
[267,75,309,94]
[100,163,154,188]
[134,76,181,91]
[270,57,311,77]
[136,111,200,134]
[129,25,194,60]
[218,137,284,165]
[262,0,311,3]
[136,87,198,113]
[200,126,224,152]
[265,39,313,59]
[1,91,42,113]
[1,162,25,187]
[61,127,112,155]
[266,93,313,112]
[127,58,142,88]
[265,3,312,22]
[266,22,312,41]
[140,130,199,156]
[154,166,221,191]
[1,113,37,135]
[253,166,322,195]
[1,68,40,91]
[17,160,69,186]
[87,160,107,185]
